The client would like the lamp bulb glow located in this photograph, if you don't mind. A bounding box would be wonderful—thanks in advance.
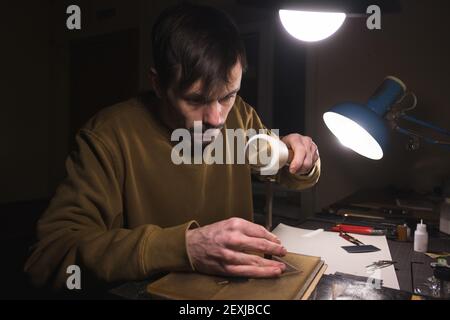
[279,9,346,42]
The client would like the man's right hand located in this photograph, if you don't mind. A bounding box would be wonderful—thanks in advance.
[186,217,287,278]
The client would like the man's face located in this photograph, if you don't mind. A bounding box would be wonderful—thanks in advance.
[165,61,242,144]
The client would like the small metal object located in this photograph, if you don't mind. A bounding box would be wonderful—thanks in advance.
[339,231,365,246]
[272,256,300,275]
[366,260,397,271]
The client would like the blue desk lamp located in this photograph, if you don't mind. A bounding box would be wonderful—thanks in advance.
[323,76,450,159]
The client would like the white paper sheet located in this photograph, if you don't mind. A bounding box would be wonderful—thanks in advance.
[272,223,400,290]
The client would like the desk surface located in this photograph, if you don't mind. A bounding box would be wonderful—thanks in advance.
[297,219,450,294]
[110,218,450,299]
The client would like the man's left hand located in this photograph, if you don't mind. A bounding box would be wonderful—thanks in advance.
[281,134,319,175]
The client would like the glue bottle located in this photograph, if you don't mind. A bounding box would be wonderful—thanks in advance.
[414,219,428,253]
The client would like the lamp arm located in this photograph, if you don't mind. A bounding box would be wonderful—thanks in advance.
[395,126,450,151]
[400,114,450,138]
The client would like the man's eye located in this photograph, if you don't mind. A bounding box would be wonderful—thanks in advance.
[187,100,204,107]
[220,94,236,104]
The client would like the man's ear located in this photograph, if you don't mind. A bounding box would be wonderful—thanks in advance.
[149,68,163,98]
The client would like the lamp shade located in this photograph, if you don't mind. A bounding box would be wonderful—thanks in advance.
[323,76,406,160]
[323,103,389,160]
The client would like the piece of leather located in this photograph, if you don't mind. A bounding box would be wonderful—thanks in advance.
[341,245,381,253]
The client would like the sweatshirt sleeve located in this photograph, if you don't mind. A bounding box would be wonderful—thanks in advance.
[238,96,321,190]
[24,129,198,290]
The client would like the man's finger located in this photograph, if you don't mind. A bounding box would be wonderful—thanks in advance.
[227,235,287,257]
[313,154,319,164]
[224,265,284,278]
[289,142,306,174]
[312,144,319,164]
[237,220,282,244]
[299,146,314,174]
[221,249,286,269]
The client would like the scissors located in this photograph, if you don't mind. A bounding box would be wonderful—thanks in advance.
[366,260,397,270]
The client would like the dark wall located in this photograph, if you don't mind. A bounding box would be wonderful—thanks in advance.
[272,17,306,136]
[0,1,52,204]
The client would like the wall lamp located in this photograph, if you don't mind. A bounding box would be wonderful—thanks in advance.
[323,76,450,160]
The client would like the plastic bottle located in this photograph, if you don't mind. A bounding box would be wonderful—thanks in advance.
[405,223,411,240]
[414,219,428,253]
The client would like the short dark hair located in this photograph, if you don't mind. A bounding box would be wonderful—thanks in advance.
[151,3,247,98]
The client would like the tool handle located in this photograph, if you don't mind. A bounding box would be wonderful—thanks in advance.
[331,224,382,235]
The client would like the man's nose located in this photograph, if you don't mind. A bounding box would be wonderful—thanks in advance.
[204,101,223,127]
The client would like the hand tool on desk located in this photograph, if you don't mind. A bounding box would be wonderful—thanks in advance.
[366,260,397,271]
[331,224,386,235]
[339,231,381,253]
[339,231,365,246]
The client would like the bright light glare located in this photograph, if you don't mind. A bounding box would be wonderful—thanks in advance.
[323,112,383,160]
[279,10,346,42]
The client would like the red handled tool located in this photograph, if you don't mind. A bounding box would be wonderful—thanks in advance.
[331,224,385,235]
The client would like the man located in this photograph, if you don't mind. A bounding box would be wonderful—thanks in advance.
[25,3,320,291]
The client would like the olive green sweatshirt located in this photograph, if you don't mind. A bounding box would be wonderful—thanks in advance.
[24,93,320,289]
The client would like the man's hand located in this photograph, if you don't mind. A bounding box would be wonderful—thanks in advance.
[186,217,287,278]
[281,134,319,175]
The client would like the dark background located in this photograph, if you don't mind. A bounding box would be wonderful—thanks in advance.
[1,0,450,299]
